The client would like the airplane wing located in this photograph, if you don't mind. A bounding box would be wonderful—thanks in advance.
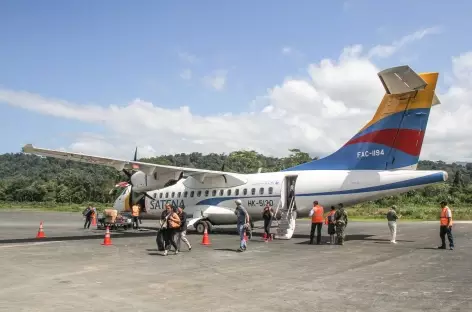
[21,144,246,184]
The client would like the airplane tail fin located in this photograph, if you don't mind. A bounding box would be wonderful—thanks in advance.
[284,65,440,171]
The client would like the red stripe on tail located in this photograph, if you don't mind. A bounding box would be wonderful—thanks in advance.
[345,129,425,156]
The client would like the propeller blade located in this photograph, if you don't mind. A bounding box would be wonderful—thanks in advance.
[133,147,138,161]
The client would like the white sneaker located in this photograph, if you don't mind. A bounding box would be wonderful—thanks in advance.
[392,241,397,244]
[163,250,168,256]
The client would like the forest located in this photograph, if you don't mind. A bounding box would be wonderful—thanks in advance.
[0,149,471,219]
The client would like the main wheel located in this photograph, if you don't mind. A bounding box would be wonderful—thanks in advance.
[195,221,206,234]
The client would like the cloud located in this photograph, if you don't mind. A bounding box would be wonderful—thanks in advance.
[282,46,293,55]
[180,69,192,80]
[368,26,442,58]
[203,70,227,91]
[177,51,198,64]
[1,29,472,163]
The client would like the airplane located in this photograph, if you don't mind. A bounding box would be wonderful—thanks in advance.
[22,65,448,240]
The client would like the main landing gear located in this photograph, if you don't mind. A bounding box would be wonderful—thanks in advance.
[194,220,213,234]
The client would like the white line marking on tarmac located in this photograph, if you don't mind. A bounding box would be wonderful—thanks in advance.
[0,241,62,248]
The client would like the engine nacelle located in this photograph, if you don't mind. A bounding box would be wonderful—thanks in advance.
[130,170,184,192]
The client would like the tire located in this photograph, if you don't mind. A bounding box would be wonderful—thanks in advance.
[195,221,206,234]
[203,221,213,233]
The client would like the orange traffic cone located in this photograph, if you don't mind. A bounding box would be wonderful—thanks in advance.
[201,227,211,246]
[92,215,97,226]
[101,226,112,246]
[36,221,46,238]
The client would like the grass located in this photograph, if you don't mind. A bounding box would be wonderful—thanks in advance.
[1,201,471,220]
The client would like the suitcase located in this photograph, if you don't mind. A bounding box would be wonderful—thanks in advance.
[156,229,166,251]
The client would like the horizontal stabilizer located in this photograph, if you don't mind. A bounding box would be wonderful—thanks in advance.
[432,93,441,106]
[378,65,427,95]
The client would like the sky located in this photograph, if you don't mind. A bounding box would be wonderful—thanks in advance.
[1,0,472,163]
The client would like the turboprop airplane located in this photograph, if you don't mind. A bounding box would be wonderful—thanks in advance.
[22,65,448,240]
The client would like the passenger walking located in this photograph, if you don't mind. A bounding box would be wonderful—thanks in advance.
[163,204,181,256]
[157,206,170,252]
[234,199,249,252]
[82,205,93,229]
[438,201,454,250]
[176,206,192,251]
[335,203,348,245]
[309,201,324,244]
[325,206,336,244]
[131,203,140,230]
[262,204,274,240]
[386,205,399,243]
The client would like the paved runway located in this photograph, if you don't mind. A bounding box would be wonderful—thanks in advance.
[0,211,471,312]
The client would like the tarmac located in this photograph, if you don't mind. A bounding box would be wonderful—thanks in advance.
[0,210,471,312]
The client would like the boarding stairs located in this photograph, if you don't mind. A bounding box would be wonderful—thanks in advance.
[274,196,296,240]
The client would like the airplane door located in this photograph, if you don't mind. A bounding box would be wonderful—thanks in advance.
[113,186,131,212]
[281,175,298,211]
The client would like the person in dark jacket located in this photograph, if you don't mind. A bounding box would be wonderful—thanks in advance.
[82,205,93,229]
[176,206,192,251]
[262,204,274,240]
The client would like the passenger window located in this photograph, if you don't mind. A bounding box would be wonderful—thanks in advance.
[153,193,157,198]
[165,192,169,198]
[171,192,175,198]
[227,189,232,196]
[219,189,224,196]
[251,188,255,195]
[197,191,202,197]
[268,187,273,195]
[259,187,264,195]
[212,190,217,196]
[235,189,239,196]
[159,193,163,199]
[243,189,247,195]
[177,192,181,198]
[190,191,194,197]
[184,191,188,198]
[205,190,209,197]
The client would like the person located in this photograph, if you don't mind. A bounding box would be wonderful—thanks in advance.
[386,205,399,244]
[176,205,192,252]
[234,199,249,252]
[325,206,336,245]
[262,204,274,240]
[82,204,93,229]
[163,204,181,256]
[131,203,140,230]
[334,203,348,245]
[157,206,170,252]
[438,201,454,250]
[309,201,324,244]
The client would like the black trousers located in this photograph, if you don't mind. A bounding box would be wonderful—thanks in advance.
[132,216,139,229]
[165,228,179,251]
[263,218,272,237]
[84,217,91,229]
[440,226,454,248]
[310,222,323,244]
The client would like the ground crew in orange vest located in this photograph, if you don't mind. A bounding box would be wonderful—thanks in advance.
[131,203,140,230]
[309,201,324,245]
[325,206,337,245]
[438,200,454,250]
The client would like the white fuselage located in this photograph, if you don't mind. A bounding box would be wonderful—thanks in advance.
[114,169,447,226]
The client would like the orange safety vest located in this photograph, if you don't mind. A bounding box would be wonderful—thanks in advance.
[440,206,452,226]
[132,205,140,217]
[311,205,324,223]
[325,210,335,225]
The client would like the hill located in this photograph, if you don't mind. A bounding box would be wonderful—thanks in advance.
[0,149,471,219]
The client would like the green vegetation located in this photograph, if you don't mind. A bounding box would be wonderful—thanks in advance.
[0,149,471,220]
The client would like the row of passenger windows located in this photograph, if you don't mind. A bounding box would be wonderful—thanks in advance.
[153,187,274,199]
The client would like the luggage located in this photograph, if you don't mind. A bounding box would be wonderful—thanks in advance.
[156,229,166,251]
